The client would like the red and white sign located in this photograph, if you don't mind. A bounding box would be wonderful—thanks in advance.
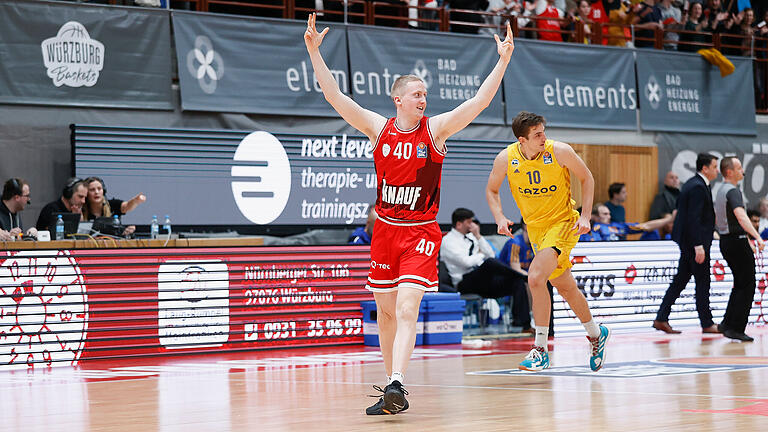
[0,246,373,369]
[0,250,88,369]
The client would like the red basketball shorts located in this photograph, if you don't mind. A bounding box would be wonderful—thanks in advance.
[365,220,442,292]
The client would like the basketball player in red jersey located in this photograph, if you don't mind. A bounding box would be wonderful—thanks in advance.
[305,13,514,415]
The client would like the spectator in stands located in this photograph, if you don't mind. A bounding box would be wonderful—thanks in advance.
[0,178,37,241]
[632,0,664,48]
[417,0,440,30]
[441,208,532,332]
[758,197,768,233]
[748,207,761,234]
[703,0,728,32]
[657,0,684,50]
[602,0,621,13]
[606,0,635,46]
[534,0,566,41]
[579,205,606,241]
[585,0,610,43]
[449,0,491,33]
[497,220,555,335]
[747,208,768,241]
[649,170,680,220]
[738,8,756,56]
[567,0,593,43]
[486,0,524,35]
[604,182,626,223]
[35,177,86,234]
[581,203,673,241]
[679,1,711,52]
[514,1,540,38]
[755,10,768,108]
[639,211,675,240]
[718,8,744,56]
[349,204,376,245]
[82,177,145,237]
[370,0,410,28]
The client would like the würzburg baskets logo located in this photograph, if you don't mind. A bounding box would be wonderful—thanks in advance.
[0,251,88,369]
[41,21,104,88]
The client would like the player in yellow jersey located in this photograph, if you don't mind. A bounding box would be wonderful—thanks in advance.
[486,111,610,372]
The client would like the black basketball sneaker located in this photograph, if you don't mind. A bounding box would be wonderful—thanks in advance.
[365,382,409,415]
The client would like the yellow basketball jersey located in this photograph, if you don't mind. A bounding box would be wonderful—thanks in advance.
[506,140,576,228]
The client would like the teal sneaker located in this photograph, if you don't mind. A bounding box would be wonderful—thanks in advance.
[587,324,611,371]
[518,345,550,371]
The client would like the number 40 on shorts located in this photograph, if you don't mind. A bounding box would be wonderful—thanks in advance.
[415,238,435,256]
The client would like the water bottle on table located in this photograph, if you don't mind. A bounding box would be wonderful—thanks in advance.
[55,214,64,240]
[150,215,159,239]
[163,215,172,237]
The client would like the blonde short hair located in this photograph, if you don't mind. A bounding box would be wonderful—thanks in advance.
[390,75,425,100]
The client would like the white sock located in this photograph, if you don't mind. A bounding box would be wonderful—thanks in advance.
[386,375,390,384]
[583,320,600,338]
[389,372,404,385]
[534,326,549,350]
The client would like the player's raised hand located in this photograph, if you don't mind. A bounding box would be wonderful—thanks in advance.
[304,13,329,52]
[494,22,515,61]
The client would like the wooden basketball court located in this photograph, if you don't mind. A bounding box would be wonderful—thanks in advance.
[3,327,767,431]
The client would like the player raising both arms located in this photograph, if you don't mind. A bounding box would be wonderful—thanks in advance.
[304,14,514,414]
[486,111,610,372]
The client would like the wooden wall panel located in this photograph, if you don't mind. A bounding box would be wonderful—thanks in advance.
[569,143,658,223]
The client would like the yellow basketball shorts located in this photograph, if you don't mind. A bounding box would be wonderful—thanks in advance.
[526,210,580,279]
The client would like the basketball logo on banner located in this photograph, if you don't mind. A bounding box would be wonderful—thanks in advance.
[40,21,105,88]
[231,131,292,224]
[0,251,88,369]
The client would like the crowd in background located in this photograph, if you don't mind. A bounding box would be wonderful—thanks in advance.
[60,0,768,52]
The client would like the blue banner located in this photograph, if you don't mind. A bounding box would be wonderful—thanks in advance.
[0,0,172,109]
[637,50,755,135]
[173,13,348,116]
[347,26,505,124]
[503,40,637,130]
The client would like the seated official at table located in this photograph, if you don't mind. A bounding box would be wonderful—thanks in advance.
[0,178,38,241]
[35,178,87,235]
[82,177,146,237]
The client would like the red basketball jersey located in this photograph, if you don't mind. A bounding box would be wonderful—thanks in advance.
[537,5,563,42]
[373,116,445,224]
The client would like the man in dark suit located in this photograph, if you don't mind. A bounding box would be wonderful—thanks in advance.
[653,153,720,334]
